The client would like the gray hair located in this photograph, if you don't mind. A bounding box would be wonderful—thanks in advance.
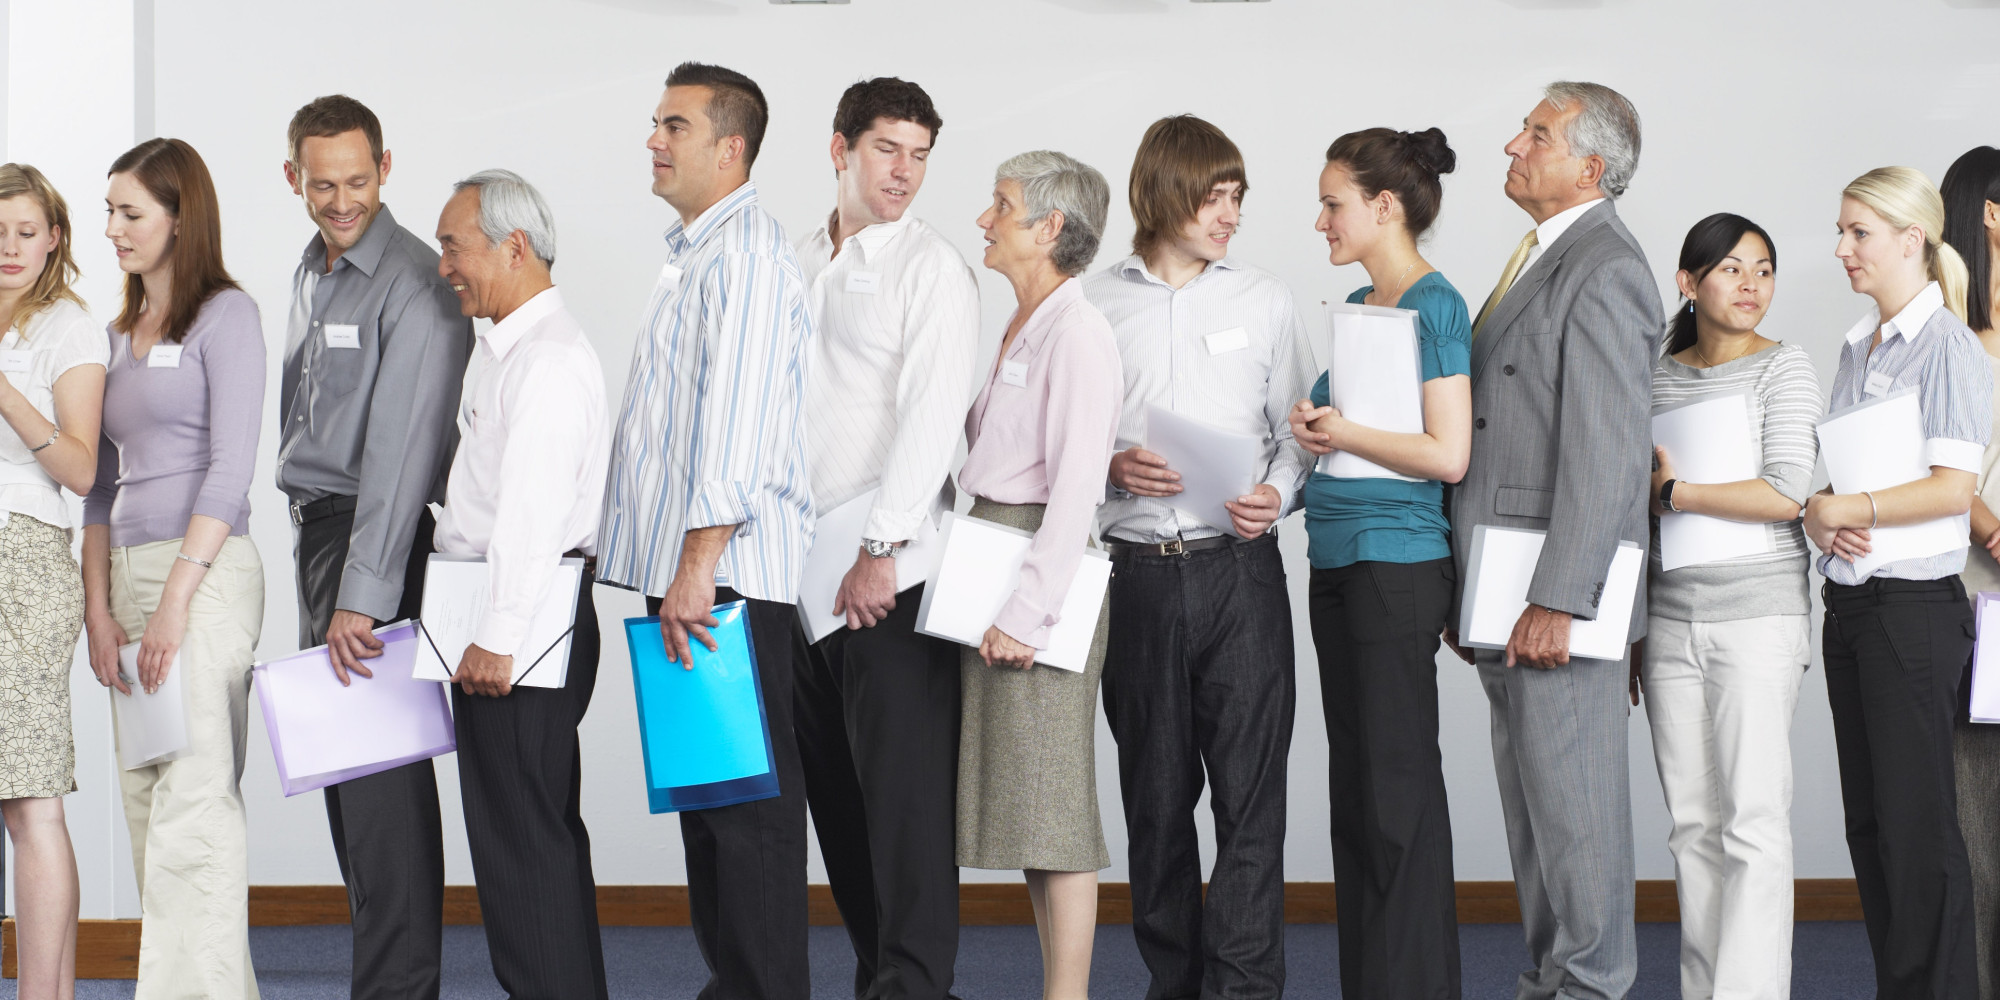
[995,150,1110,276]
[1543,81,1642,199]
[451,168,557,267]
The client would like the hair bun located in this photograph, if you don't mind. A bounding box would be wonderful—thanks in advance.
[1401,128,1457,177]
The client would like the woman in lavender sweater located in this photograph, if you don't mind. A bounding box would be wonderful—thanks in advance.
[80,138,265,1000]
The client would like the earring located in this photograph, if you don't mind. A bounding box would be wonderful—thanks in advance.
[1688,302,1694,313]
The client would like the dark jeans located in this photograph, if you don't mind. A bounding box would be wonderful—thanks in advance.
[1102,533,1295,1000]
[1310,558,1460,1000]
[794,585,961,1000]
[1825,576,1978,1000]
[454,572,607,1000]
[648,589,810,1000]
[294,505,445,1000]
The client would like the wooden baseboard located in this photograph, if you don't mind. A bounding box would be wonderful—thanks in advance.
[5,878,1863,980]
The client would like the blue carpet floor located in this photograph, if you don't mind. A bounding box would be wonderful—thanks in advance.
[2,921,1875,998]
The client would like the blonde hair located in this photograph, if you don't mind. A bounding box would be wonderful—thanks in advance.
[0,163,84,339]
[1844,166,1972,322]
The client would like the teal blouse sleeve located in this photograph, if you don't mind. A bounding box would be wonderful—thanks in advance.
[1405,277,1472,382]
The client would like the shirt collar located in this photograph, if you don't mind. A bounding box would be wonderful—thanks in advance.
[829,214,912,265]
[1112,253,1241,288]
[1843,281,1946,345]
[664,181,758,256]
[481,286,564,361]
[302,204,398,278]
[1533,197,1604,253]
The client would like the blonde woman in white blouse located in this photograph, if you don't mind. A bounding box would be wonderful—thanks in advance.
[0,162,107,1000]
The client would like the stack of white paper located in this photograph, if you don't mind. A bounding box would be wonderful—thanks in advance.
[1144,405,1258,534]
[1970,594,2000,724]
[1652,390,1775,571]
[798,488,944,644]
[1818,388,1965,578]
[110,643,188,770]
[1459,525,1645,661]
[413,555,584,688]
[1319,301,1424,482]
[914,513,1111,672]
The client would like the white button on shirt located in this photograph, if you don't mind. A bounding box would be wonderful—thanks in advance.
[1082,255,1314,542]
[434,287,610,656]
[797,215,979,543]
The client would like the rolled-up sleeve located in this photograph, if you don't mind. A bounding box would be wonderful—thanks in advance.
[192,295,266,529]
[687,251,811,538]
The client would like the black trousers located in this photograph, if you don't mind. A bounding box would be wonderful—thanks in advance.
[1310,558,1460,1000]
[454,571,607,1000]
[294,505,445,1000]
[648,589,810,1000]
[1102,534,1295,1000]
[794,585,961,1000]
[1825,576,1978,1000]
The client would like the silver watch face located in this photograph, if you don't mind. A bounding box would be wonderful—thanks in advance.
[864,539,896,559]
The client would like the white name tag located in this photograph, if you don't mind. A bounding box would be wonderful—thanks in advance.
[845,271,882,295]
[1001,360,1029,388]
[659,262,683,286]
[148,345,184,369]
[1864,371,1895,397]
[1205,327,1249,355]
[0,349,30,375]
[324,323,361,349]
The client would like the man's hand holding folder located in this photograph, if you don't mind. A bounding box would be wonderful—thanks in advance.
[662,525,733,667]
[456,644,516,698]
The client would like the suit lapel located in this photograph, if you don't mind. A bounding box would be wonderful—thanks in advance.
[1471,201,1619,380]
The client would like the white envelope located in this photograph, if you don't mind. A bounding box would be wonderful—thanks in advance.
[1318,301,1424,482]
[914,513,1110,672]
[413,556,583,688]
[110,643,189,770]
[798,488,943,644]
[1652,390,1776,572]
[1459,525,1645,661]
[1144,405,1259,534]
[1817,388,1966,578]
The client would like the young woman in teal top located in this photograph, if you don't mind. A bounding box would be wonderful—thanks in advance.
[1288,127,1472,1000]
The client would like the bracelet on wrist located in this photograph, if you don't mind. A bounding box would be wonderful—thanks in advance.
[28,428,59,453]
[175,551,212,569]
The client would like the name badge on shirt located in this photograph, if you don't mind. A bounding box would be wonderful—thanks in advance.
[1001,360,1029,388]
[659,263,684,286]
[0,349,30,375]
[148,345,184,369]
[1205,327,1249,355]
[1864,371,1895,397]
[324,323,361,349]
[845,271,882,295]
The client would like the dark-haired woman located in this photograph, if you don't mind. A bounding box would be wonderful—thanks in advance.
[81,138,264,999]
[1944,145,2000,1000]
[1288,127,1470,1000]
[1637,214,1820,1000]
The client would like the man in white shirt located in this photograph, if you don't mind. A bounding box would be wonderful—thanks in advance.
[792,77,978,1000]
[1083,115,1312,1000]
[432,169,610,1000]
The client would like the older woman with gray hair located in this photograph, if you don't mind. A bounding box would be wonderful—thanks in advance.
[956,149,1121,999]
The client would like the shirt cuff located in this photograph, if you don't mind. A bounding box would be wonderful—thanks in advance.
[993,593,1053,650]
[863,506,926,545]
[473,608,531,658]
[1261,472,1301,519]
[334,570,406,625]
[687,482,756,536]
[1925,437,1985,474]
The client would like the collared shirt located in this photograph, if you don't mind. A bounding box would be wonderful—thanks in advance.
[1082,254,1312,543]
[1,299,107,530]
[1821,281,1993,585]
[434,288,608,657]
[797,213,979,542]
[1512,197,1606,290]
[598,182,816,602]
[277,206,474,620]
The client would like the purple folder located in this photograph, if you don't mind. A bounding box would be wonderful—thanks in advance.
[253,621,456,796]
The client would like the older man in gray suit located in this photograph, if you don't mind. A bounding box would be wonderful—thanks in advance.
[1446,81,1658,1000]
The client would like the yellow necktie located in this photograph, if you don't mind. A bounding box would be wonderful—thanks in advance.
[1473,229,1539,336]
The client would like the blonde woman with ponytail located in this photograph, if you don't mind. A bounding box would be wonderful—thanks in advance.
[1804,165,1989,998]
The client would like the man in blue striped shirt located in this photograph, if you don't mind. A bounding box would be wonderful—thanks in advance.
[598,62,815,1000]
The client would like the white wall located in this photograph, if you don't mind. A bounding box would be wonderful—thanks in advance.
[13,0,2000,917]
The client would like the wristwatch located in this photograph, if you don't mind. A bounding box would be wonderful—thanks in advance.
[1659,479,1680,513]
[863,538,898,559]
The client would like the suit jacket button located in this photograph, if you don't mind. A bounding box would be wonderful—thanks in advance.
[1503,364,1516,375]
[1475,418,1487,429]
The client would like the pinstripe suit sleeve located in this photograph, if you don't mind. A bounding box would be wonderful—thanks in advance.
[1526,253,1655,620]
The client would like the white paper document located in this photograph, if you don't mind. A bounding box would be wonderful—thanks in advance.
[914,513,1111,672]
[1970,594,2000,724]
[1318,301,1424,482]
[1651,390,1775,572]
[1144,405,1259,534]
[1459,525,1645,661]
[110,643,188,771]
[413,556,584,688]
[798,488,944,644]
[1817,388,1965,578]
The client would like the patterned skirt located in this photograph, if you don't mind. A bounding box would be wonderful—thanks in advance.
[0,513,82,798]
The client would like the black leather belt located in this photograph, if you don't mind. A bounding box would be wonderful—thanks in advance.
[1104,534,1243,559]
[289,493,357,527]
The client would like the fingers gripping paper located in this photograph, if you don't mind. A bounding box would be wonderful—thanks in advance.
[626,601,780,813]
[1651,390,1775,571]
[253,621,456,796]
[110,643,188,770]
[797,487,942,644]
[1318,301,1425,483]
[913,513,1111,672]
[1459,525,1645,661]
[1816,388,1967,578]
[1143,405,1260,534]
[413,555,584,688]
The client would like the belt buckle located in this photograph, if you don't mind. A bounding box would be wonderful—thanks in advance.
[1159,538,1184,557]
[289,500,305,527]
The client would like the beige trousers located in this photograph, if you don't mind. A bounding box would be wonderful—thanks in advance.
[108,535,264,1000]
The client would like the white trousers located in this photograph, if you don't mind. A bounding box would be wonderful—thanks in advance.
[1641,613,1810,1000]
[109,535,264,1000]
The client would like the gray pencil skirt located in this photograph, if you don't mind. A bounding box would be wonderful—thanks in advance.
[955,498,1111,873]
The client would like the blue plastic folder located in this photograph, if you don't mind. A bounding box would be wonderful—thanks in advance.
[625,601,780,813]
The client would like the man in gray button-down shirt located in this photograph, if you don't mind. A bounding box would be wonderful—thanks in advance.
[278,94,471,1000]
